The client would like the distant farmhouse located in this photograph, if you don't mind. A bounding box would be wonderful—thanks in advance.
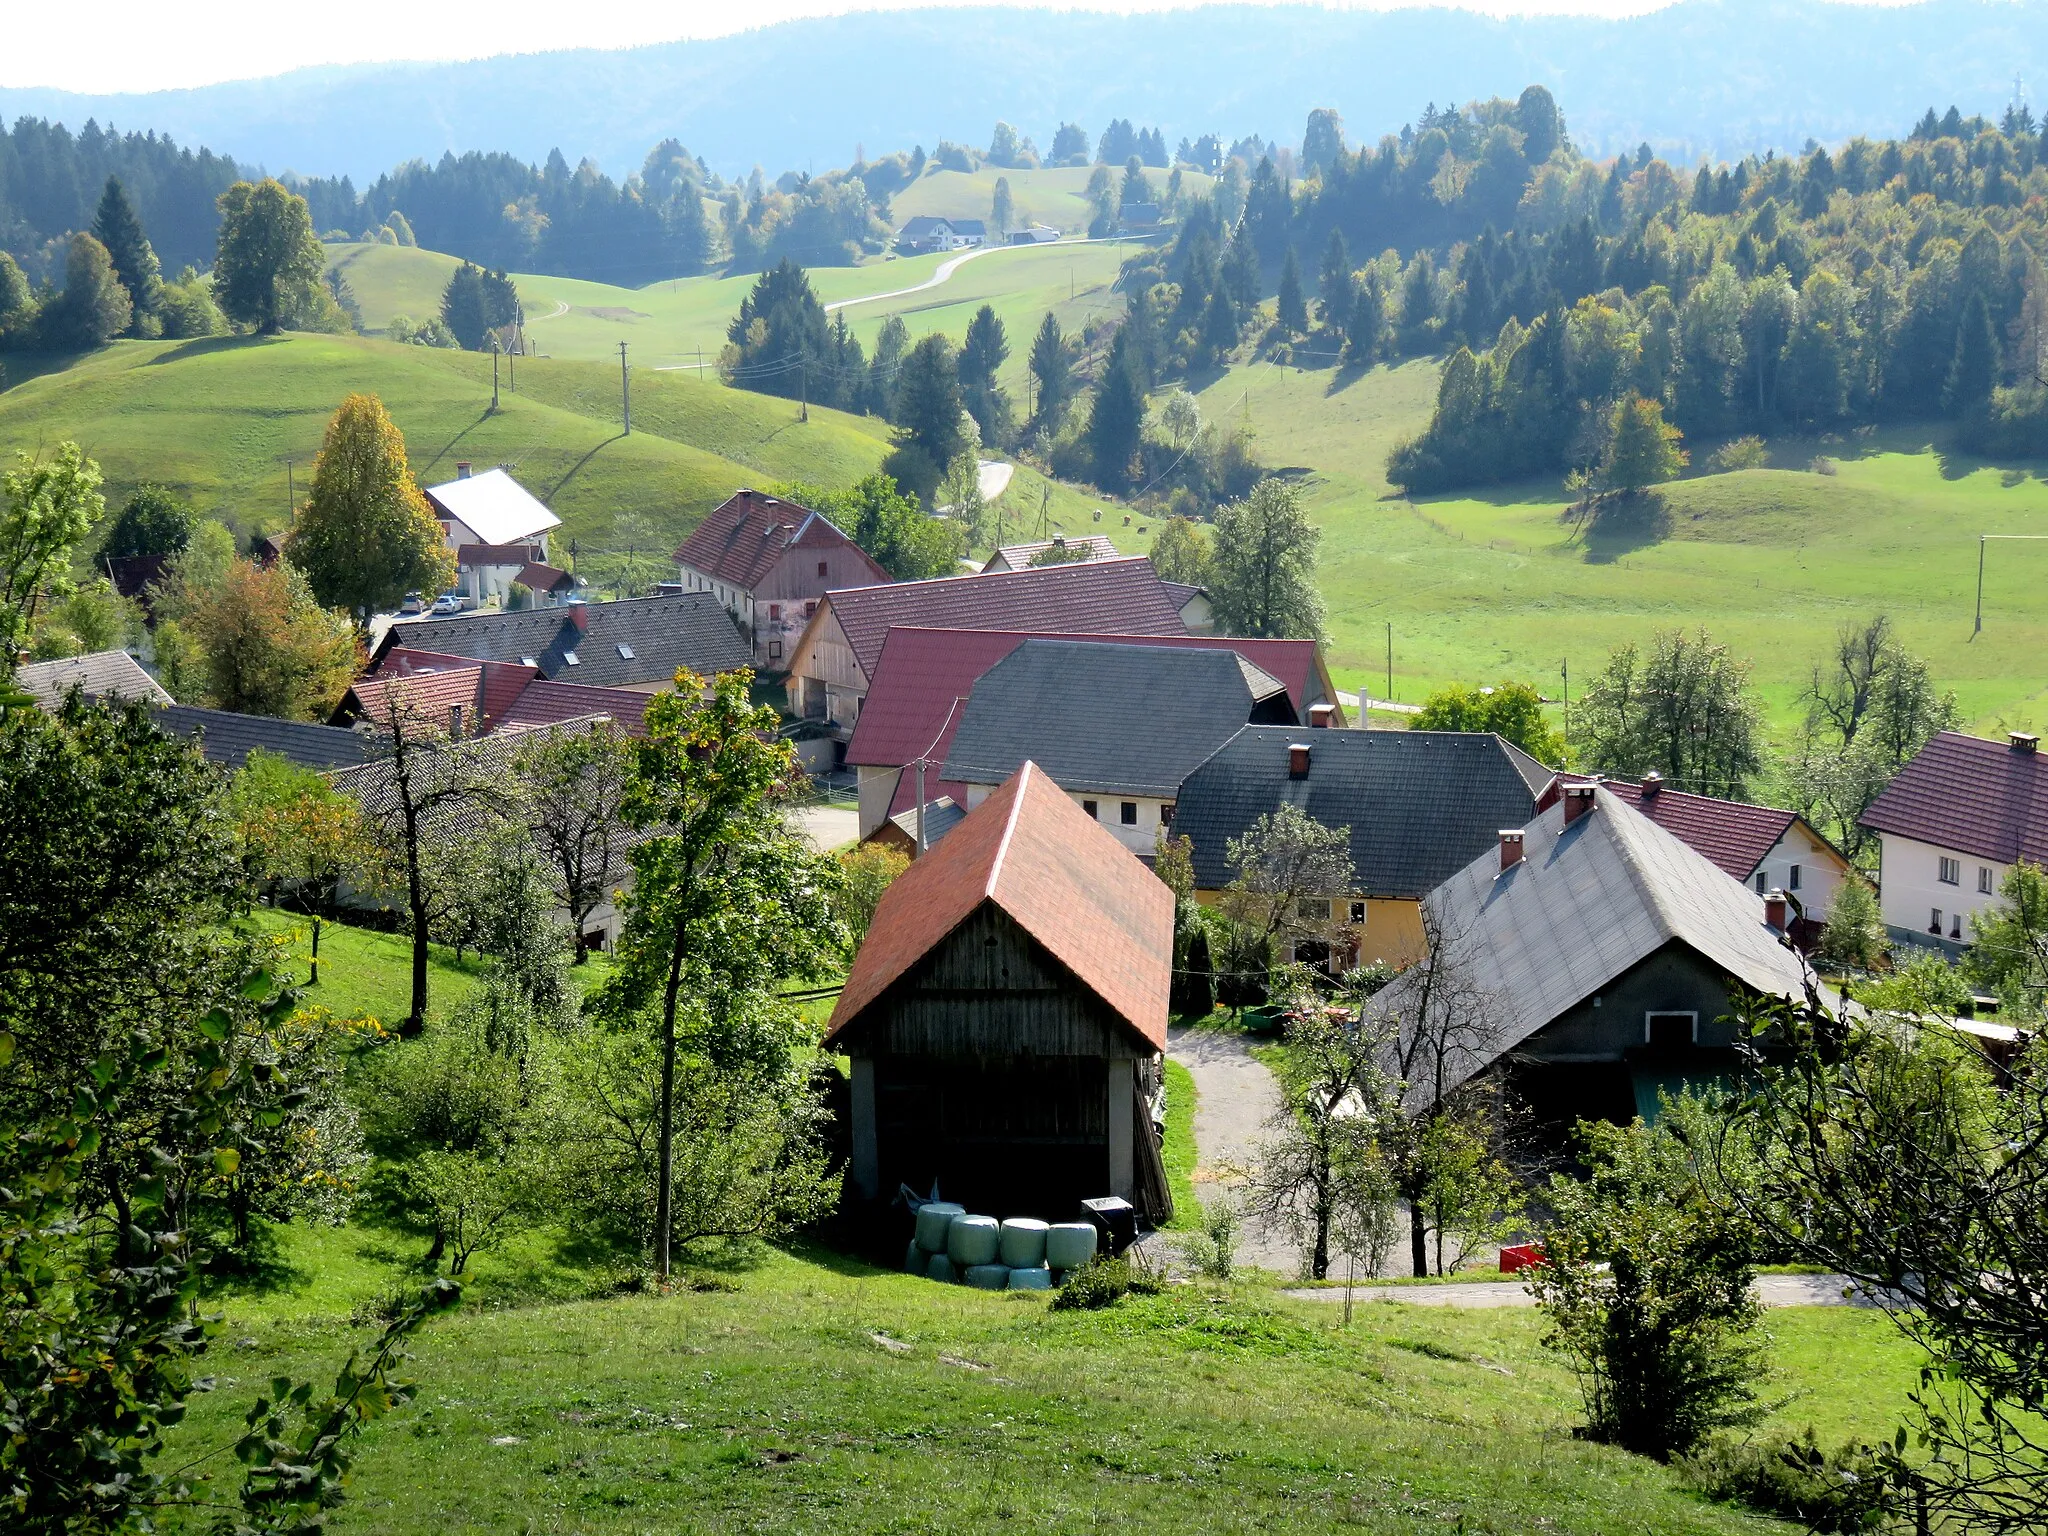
[421,464,567,609]
[896,216,986,254]
[671,489,888,669]
[1008,225,1061,245]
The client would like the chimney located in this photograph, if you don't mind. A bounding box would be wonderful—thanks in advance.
[1640,770,1664,797]
[449,702,465,740]
[455,461,472,479]
[1562,783,1595,825]
[1499,829,1524,872]
[2010,731,2039,754]
[1310,702,1337,729]
[1764,888,1788,930]
[566,600,588,632]
[1287,742,1311,779]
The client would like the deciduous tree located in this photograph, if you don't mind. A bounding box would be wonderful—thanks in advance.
[182,558,361,719]
[1,442,105,675]
[1149,515,1213,588]
[1577,627,1764,797]
[213,178,324,334]
[102,482,195,561]
[1209,477,1324,639]
[1412,680,1565,765]
[44,233,131,348]
[515,721,635,963]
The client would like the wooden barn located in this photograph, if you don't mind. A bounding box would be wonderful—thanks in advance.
[825,761,1176,1225]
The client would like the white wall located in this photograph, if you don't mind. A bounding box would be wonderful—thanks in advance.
[1876,831,2008,944]
[1747,823,1847,921]
[962,781,1172,856]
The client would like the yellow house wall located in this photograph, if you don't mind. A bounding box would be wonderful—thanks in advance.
[1192,891,1428,968]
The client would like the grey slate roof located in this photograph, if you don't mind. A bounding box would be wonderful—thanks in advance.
[1367,786,1820,1100]
[152,704,382,771]
[1174,727,1555,897]
[378,593,751,687]
[940,640,1293,799]
[888,796,966,849]
[19,650,171,708]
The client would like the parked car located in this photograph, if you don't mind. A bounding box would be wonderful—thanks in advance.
[430,594,462,616]
[400,592,425,615]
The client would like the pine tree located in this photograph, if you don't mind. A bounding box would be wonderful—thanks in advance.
[1027,312,1073,430]
[1318,227,1352,332]
[1203,284,1240,362]
[1086,328,1146,492]
[882,334,966,502]
[959,306,1012,449]
[1943,291,2000,414]
[441,263,489,349]
[1276,246,1309,335]
[90,176,161,333]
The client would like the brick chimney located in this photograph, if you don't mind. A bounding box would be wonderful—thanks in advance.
[566,599,588,632]
[1640,770,1664,797]
[1287,742,1311,779]
[2010,731,2039,754]
[449,702,465,740]
[455,461,472,479]
[1562,783,1595,825]
[1309,703,1337,729]
[1499,829,1524,872]
[1764,888,1788,930]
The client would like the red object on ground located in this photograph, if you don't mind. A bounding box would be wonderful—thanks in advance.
[1499,1242,1545,1274]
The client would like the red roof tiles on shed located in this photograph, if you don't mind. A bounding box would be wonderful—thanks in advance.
[342,666,484,734]
[1861,730,2048,866]
[825,761,1173,1052]
[496,679,653,736]
[822,558,1186,679]
[672,489,887,592]
[375,648,536,730]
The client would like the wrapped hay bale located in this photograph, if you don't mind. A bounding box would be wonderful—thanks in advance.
[946,1215,1001,1268]
[904,1239,927,1276]
[925,1254,960,1284]
[914,1202,966,1253]
[998,1218,1048,1268]
[965,1264,1010,1291]
[1007,1266,1053,1291]
[1044,1222,1097,1271]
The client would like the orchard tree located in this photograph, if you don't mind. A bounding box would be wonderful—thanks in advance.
[1,442,105,675]
[1578,627,1764,797]
[182,558,360,719]
[1149,515,1213,588]
[1600,394,1687,493]
[233,750,375,983]
[1413,680,1565,765]
[213,178,324,334]
[514,721,635,963]
[1209,477,1324,639]
[287,393,454,627]
[102,483,195,561]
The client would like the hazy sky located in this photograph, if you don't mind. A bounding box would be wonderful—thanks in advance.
[8,0,1686,94]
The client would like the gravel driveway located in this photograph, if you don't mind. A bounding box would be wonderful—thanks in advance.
[1165,1024,1299,1274]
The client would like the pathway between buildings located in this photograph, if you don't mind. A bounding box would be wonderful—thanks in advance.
[1164,1024,1297,1274]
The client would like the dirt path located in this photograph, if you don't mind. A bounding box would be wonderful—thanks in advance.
[1164,1025,1298,1274]
[1282,1274,1876,1309]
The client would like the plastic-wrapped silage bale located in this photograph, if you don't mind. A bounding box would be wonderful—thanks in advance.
[1044,1222,1098,1271]
[997,1218,1048,1268]
[964,1263,1009,1291]
[946,1214,1001,1268]
[926,1254,960,1284]
[1007,1266,1053,1291]
[913,1201,966,1253]
[904,1240,927,1276]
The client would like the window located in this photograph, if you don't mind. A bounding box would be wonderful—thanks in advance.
[768,603,781,620]
[1120,802,1138,825]
[817,561,829,578]
[1349,901,1367,925]
[1980,866,1995,894]
[1082,800,1098,819]
[1160,802,1175,826]
[1788,863,1801,891]
[616,643,635,660]
[562,650,580,666]
[1296,897,1332,922]
[519,655,537,668]
[1930,908,1943,935]
[768,641,782,660]
[1951,913,1964,939]
[1754,871,1769,894]
[1645,1012,1697,1049]
[804,601,817,617]
[1939,857,1961,885]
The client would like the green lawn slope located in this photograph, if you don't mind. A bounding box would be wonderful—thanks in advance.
[1192,356,2048,736]
[889,165,1215,234]
[0,333,889,568]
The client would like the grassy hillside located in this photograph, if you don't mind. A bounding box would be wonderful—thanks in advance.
[888,165,1215,234]
[1191,356,2048,736]
[0,333,888,570]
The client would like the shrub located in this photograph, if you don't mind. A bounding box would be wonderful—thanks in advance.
[1709,436,1768,472]
[1176,1196,1242,1279]
[1051,1256,1160,1310]
[1681,1430,1896,1532]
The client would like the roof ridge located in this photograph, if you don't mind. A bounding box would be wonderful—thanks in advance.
[1590,786,1682,941]
[984,762,1033,900]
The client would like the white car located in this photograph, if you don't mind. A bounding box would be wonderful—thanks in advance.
[430,594,462,615]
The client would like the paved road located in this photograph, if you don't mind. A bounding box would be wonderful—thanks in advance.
[823,236,1117,314]
[978,459,1015,502]
[1283,1274,1876,1309]
[1164,1025,1298,1274]
[788,804,858,853]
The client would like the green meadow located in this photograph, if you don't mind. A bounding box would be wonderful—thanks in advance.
[889,164,1214,236]
[1190,356,2048,737]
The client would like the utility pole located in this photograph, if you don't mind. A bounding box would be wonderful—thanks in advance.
[799,359,808,422]
[283,458,295,522]
[491,338,500,412]
[619,341,631,435]
[1561,657,1570,748]
[1975,535,1986,636]
[1385,622,1393,703]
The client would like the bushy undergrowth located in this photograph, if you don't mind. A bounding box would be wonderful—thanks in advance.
[1681,1430,1896,1532]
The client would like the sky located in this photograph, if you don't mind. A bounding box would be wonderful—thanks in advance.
[6,0,1689,94]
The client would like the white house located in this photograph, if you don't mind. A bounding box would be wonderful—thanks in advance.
[423,464,561,561]
[1861,730,2047,951]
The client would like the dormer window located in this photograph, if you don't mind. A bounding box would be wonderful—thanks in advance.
[617,643,635,660]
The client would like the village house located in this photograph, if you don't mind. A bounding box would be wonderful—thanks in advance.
[17,649,171,709]
[1544,771,1851,939]
[149,704,381,771]
[980,535,1121,573]
[941,640,1303,857]
[782,557,1187,737]
[1368,783,1821,1130]
[825,761,1175,1224]
[422,464,561,562]
[335,647,654,738]
[670,489,889,668]
[1860,729,2048,952]
[895,215,986,254]
[843,626,1343,840]
[456,545,580,610]
[1172,727,1552,967]
[372,592,752,695]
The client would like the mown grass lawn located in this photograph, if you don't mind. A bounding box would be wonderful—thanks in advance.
[161,1232,1928,1535]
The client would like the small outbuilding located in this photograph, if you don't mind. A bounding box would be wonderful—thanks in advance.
[825,761,1175,1224]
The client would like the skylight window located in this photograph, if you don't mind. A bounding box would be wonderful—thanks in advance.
[563,650,580,666]
[520,656,537,668]
[617,643,635,659]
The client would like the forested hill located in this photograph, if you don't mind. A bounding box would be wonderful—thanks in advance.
[5,1,2048,183]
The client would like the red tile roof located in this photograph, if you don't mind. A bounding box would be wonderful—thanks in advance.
[672,489,887,592]
[342,666,484,734]
[1545,772,1802,880]
[496,679,652,736]
[375,648,536,730]
[825,762,1173,1052]
[516,562,576,594]
[820,558,1187,680]
[1861,730,2048,865]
